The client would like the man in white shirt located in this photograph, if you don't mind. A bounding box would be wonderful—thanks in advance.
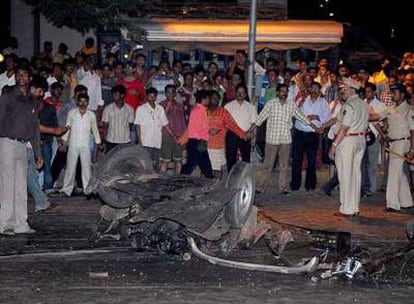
[135,87,176,169]
[291,81,331,191]
[224,84,258,173]
[0,54,17,94]
[60,93,102,196]
[77,55,104,161]
[77,55,104,112]
[102,85,134,152]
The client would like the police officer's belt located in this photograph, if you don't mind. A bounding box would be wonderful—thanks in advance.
[346,132,365,136]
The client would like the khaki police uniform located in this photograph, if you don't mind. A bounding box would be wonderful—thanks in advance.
[335,94,368,214]
[386,102,414,210]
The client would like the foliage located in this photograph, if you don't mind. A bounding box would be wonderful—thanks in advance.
[23,0,158,34]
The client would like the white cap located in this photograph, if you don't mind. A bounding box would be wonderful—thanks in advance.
[342,77,361,90]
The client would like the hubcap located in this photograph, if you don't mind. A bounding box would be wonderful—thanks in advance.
[238,177,253,218]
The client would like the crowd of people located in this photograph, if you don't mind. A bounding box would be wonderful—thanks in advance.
[1,37,414,235]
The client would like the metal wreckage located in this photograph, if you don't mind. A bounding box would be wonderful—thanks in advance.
[87,145,414,281]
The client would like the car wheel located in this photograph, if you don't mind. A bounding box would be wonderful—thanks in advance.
[407,218,414,240]
[224,162,256,228]
[88,144,154,208]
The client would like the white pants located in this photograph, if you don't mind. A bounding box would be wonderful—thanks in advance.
[335,137,365,214]
[0,138,30,232]
[61,145,91,196]
[386,140,413,209]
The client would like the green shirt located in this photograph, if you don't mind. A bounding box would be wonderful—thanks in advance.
[265,86,278,105]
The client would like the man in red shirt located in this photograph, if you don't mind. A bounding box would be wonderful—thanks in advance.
[180,90,214,178]
[117,61,146,144]
[117,62,146,111]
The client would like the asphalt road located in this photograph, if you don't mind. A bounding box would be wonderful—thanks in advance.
[1,247,414,304]
[1,196,414,303]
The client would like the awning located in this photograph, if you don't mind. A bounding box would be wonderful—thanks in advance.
[133,18,343,55]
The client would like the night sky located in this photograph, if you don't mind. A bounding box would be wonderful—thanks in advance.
[289,0,412,55]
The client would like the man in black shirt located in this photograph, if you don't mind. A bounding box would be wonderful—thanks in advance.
[0,66,47,235]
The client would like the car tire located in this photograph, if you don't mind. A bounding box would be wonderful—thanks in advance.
[88,144,154,208]
[407,218,414,240]
[224,162,256,228]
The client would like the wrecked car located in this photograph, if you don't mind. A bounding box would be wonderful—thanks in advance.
[86,145,414,279]
[86,144,321,274]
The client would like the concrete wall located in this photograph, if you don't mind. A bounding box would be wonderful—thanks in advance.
[10,0,96,59]
[39,16,96,58]
[10,0,35,58]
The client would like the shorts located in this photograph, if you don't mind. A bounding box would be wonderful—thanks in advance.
[143,146,160,165]
[160,136,183,162]
[208,148,226,171]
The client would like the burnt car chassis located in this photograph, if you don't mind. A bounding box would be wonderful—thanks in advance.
[86,145,321,274]
[86,145,414,280]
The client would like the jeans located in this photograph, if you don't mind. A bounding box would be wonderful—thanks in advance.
[362,140,380,194]
[27,148,50,211]
[130,130,137,144]
[41,140,54,190]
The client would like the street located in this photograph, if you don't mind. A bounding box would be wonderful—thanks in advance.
[1,183,414,304]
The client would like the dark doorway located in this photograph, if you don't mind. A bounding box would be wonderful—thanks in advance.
[0,0,11,50]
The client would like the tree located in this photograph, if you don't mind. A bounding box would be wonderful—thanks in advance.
[23,0,158,34]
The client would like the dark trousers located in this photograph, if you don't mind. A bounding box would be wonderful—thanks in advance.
[291,129,320,190]
[51,150,83,188]
[322,136,334,165]
[181,139,214,178]
[225,131,251,173]
[323,172,339,193]
[105,141,123,153]
[255,122,267,160]
[51,150,66,183]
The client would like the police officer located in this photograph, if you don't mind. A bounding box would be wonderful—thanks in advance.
[329,78,368,216]
[384,84,414,212]
[361,82,387,196]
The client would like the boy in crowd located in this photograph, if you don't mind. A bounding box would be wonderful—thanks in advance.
[159,85,186,174]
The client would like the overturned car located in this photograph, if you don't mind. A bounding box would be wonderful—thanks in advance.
[86,145,321,274]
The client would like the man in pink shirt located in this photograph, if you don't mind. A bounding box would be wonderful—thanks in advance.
[180,90,214,178]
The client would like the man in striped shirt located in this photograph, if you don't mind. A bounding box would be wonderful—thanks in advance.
[249,84,320,194]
